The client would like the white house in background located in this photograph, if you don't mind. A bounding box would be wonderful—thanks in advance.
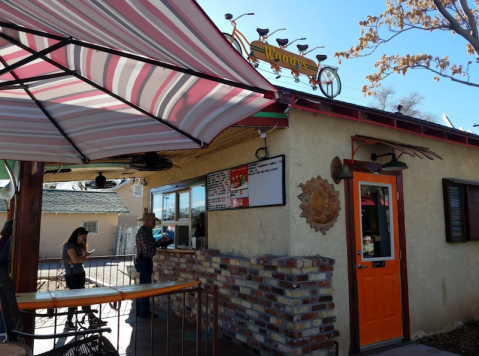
[1,189,129,258]
[114,179,144,226]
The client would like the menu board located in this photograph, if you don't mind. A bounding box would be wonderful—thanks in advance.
[207,155,285,211]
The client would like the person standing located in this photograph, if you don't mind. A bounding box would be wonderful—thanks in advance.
[135,210,162,318]
[61,227,107,329]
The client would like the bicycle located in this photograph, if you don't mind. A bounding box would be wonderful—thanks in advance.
[223,13,286,70]
[222,13,341,99]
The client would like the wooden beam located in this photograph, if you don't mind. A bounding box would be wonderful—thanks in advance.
[232,116,289,128]
[12,161,44,350]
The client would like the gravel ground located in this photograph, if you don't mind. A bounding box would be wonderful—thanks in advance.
[417,319,479,356]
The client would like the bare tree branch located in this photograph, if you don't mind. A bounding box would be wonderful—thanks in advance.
[459,0,479,37]
[335,0,479,95]
[433,0,479,53]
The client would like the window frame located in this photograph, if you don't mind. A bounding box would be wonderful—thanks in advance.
[150,176,206,250]
[83,221,99,235]
[443,178,479,242]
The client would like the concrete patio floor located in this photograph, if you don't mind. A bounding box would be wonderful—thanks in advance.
[30,301,460,356]
[32,300,255,356]
[366,342,460,356]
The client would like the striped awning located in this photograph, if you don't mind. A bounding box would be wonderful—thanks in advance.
[0,0,277,164]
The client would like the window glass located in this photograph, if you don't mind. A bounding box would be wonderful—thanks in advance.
[152,194,162,221]
[191,185,205,223]
[178,191,190,219]
[152,180,206,249]
[83,221,98,234]
[162,225,175,245]
[177,225,190,247]
[360,184,392,260]
[163,193,175,221]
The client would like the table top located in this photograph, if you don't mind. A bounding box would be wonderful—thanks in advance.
[0,342,32,356]
[17,280,199,310]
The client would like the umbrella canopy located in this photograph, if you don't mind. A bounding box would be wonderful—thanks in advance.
[0,0,277,164]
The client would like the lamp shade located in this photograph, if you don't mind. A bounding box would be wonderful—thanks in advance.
[381,153,408,171]
[337,165,354,179]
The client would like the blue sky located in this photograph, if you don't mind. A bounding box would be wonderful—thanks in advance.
[197,0,479,132]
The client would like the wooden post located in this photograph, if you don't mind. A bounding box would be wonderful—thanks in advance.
[7,196,14,220]
[11,161,44,349]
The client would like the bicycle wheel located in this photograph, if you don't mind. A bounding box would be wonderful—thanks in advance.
[222,33,242,55]
[318,67,341,99]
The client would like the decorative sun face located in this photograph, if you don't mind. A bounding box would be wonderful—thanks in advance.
[297,176,340,235]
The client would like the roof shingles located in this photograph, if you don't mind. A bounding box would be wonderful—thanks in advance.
[0,190,129,214]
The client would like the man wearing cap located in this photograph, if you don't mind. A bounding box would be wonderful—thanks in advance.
[135,209,162,318]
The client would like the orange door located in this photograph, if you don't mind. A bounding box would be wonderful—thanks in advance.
[353,172,402,347]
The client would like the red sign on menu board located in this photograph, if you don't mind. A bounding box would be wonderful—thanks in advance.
[230,165,249,207]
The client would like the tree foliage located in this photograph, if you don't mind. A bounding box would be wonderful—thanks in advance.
[335,0,479,95]
[370,86,437,121]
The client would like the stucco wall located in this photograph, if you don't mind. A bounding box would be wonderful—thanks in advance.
[287,108,479,354]
[116,182,142,226]
[39,213,118,258]
[142,109,479,355]
[145,129,290,258]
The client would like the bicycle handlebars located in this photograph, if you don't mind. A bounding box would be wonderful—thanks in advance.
[285,38,306,48]
[232,13,254,22]
[267,28,287,37]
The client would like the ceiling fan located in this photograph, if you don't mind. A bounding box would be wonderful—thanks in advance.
[85,172,117,190]
[128,152,173,171]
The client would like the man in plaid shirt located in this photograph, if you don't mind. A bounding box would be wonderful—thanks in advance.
[135,210,162,318]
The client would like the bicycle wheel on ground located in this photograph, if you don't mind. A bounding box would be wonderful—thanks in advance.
[222,33,242,55]
[318,67,341,99]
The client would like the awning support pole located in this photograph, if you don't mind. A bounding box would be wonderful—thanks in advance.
[0,37,70,77]
[0,72,72,88]
[0,31,204,148]
[0,21,268,95]
[0,43,90,163]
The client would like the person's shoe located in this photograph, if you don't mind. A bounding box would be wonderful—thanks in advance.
[89,316,108,327]
[140,313,159,319]
[65,320,76,330]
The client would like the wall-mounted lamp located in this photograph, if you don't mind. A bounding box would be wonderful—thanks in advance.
[330,156,354,184]
[371,152,408,171]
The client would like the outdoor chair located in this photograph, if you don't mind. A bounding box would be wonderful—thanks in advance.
[0,268,119,356]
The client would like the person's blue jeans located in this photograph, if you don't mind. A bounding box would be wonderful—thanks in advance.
[134,257,153,316]
[0,310,5,335]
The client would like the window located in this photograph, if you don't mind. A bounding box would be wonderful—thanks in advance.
[133,184,143,197]
[83,221,99,234]
[150,177,206,249]
[360,183,393,260]
[443,178,479,242]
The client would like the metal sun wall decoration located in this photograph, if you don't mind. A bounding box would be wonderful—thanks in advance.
[298,176,341,235]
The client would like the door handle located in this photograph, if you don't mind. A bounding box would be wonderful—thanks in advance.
[357,264,369,269]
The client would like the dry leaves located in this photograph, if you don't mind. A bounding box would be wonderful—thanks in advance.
[334,0,479,95]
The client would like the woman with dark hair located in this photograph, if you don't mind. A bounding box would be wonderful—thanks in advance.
[61,227,107,330]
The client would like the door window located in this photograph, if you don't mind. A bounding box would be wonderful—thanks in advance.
[360,183,394,261]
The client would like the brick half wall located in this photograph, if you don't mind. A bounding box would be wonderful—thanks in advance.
[153,250,339,356]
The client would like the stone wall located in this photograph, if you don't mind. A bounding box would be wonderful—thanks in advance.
[153,250,339,356]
